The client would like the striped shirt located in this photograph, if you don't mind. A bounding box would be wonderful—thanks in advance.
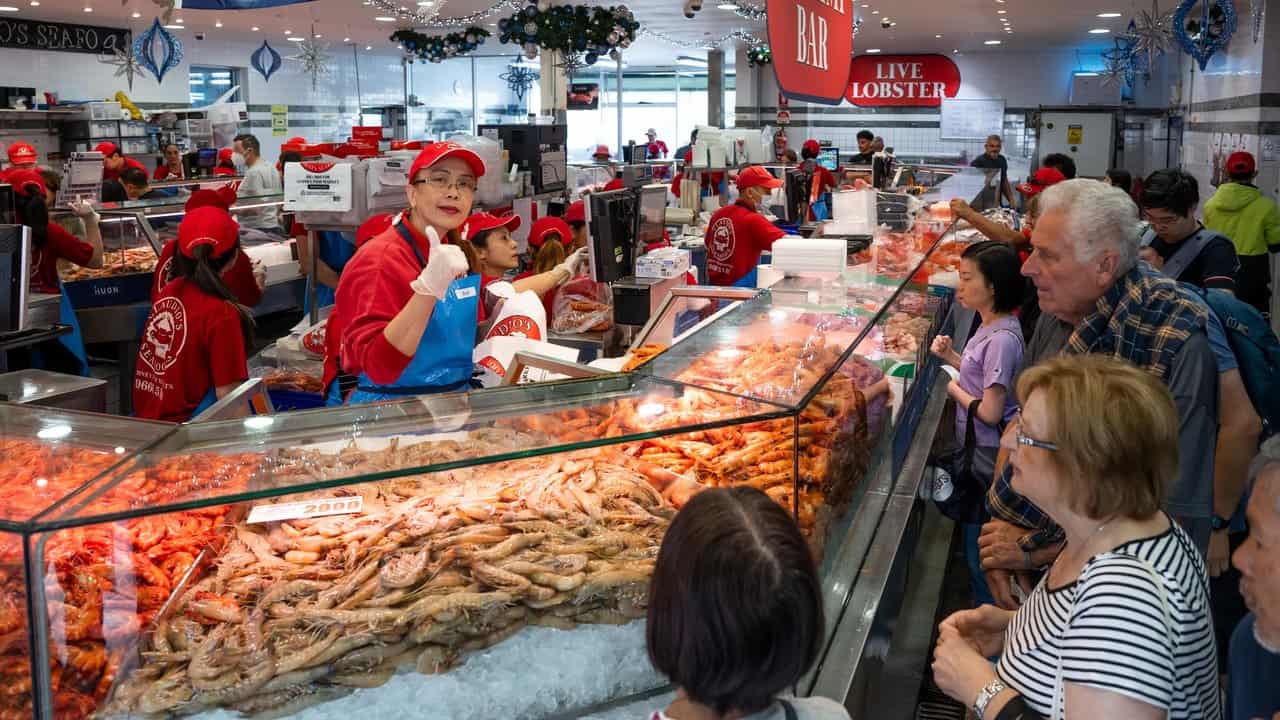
[996,518,1221,719]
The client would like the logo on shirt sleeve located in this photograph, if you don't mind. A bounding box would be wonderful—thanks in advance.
[139,297,189,374]
[708,217,736,263]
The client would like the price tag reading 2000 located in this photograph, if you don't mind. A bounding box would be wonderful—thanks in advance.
[246,496,364,525]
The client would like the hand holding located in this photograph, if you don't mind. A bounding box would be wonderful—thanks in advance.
[410,244,468,299]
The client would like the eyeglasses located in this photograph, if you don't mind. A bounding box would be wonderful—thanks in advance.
[1142,210,1181,228]
[413,174,477,194]
[1013,410,1058,452]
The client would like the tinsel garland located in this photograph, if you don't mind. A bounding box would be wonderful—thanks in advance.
[392,26,491,63]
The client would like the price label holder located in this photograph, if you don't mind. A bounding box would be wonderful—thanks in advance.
[246,495,364,524]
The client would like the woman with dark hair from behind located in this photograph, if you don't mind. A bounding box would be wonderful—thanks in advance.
[8,169,103,294]
[133,206,253,422]
[1103,168,1132,196]
[646,486,851,720]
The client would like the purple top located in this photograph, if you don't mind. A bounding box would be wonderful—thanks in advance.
[957,314,1024,447]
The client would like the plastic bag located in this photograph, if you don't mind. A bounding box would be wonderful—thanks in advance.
[482,283,548,341]
[551,276,613,334]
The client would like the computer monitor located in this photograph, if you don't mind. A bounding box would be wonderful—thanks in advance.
[817,148,839,171]
[636,185,666,250]
[0,225,30,333]
[587,189,637,283]
[195,148,218,170]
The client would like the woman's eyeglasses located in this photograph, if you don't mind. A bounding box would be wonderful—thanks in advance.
[413,175,477,194]
[1013,410,1058,452]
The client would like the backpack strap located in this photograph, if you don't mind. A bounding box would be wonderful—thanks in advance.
[779,699,799,720]
[1161,227,1221,282]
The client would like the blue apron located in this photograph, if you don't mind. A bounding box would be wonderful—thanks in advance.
[189,387,218,420]
[344,222,480,405]
[732,267,759,288]
[46,282,90,376]
[303,230,357,313]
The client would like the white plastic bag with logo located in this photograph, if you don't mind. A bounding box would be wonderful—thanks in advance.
[481,281,547,342]
[472,336,580,387]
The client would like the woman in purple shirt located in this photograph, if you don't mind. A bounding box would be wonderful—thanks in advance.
[931,240,1025,603]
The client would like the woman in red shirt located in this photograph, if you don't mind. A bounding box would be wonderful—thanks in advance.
[151,187,263,307]
[153,143,185,181]
[9,169,103,294]
[212,148,238,177]
[704,166,784,286]
[133,206,253,421]
[472,212,586,308]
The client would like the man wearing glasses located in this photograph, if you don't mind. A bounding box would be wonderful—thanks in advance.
[1138,168,1240,294]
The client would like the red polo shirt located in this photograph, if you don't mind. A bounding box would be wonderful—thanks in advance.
[703,201,785,286]
[30,223,96,294]
[133,279,249,422]
[103,156,147,182]
[151,241,263,307]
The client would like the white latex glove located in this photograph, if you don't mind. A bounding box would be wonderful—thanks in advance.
[425,224,442,249]
[555,247,589,284]
[68,196,99,222]
[250,257,267,290]
[410,244,468,299]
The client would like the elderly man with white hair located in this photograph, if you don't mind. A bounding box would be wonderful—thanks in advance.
[976,179,1221,609]
[1229,438,1280,720]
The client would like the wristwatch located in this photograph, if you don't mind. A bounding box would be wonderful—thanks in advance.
[1211,515,1230,532]
[973,678,1008,719]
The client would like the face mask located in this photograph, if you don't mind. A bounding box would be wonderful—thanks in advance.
[231,152,246,171]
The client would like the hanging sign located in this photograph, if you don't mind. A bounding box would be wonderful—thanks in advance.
[0,18,130,55]
[767,0,854,105]
[845,54,961,107]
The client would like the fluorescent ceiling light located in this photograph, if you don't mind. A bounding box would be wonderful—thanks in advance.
[0,6,20,11]
[984,39,1001,44]
[287,36,305,41]
[375,16,396,21]
[164,24,183,29]
[1097,12,1122,17]
[1088,28,1111,33]
[251,25,259,31]
[717,2,739,8]
[865,48,881,53]
[1076,72,1099,76]
[344,36,351,41]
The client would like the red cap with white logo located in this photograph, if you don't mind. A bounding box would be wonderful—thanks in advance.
[178,206,240,259]
[408,142,487,183]
[465,212,521,242]
[7,142,37,165]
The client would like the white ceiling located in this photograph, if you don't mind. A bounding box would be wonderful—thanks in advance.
[12,0,1141,68]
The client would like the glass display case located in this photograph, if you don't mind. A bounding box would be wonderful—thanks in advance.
[0,404,175,720]
[7,187,972,719]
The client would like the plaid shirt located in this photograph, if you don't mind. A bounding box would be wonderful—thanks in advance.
[987,263,1209,550]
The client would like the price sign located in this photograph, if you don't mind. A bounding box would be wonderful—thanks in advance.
[246,495,364,524]
[767,0,854,105]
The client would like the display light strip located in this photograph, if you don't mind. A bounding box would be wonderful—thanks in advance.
[367,0,524,28]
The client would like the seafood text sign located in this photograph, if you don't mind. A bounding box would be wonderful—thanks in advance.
[767,0,854,105]
[845,54,961,107]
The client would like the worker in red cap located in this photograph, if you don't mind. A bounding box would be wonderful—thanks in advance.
[153,143,186,181]
[4,141,40,179]
[1205,150,1280,315]
[644,129,668,160]
[949,166,1067,252]
[213,148,238,177]
[514,216,588,319]
[94,141,147,182]
[592,145,612,162]
[327,141,489,404]
[8,169,104,294]
[704,166,785,287]
[133,206,252,422]
[797,139,837,220]
[565,200,589,250]
[151,186,262,306]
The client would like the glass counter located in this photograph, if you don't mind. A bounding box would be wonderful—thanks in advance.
[0,404,174,720]
[18,374,795,719]
[49,210,160,307]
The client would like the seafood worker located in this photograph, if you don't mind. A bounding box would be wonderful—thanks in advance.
[94,141,147,182]
[3,141,40,179]
[133,206,253,421]
[470,212,584,301]
[151,187,263,307]
[212,148,238,177]
[704,166,785,287]
[514,216,589,319]
[564,200,589,250]
[153,143,186,180]
[325,142,505,404]
[9,169,103,294]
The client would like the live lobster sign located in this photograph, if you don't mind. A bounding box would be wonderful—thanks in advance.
[767,0,854,105]
[845,54,961,107]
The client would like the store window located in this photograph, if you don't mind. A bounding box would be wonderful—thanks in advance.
[189,66,241,107]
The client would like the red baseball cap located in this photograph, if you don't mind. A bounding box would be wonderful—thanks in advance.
[407,141,486,183]
[527,216,572,249]
[604,178,624,191]
[287,136,308,145]
[1016,167,1067,197]
[178,206,240,259]
[1226,151,1256,176]
[93,141,120,156]
[6,168,46,198]
[565,200,586,224]
[802,139,821,155]
[465,212,521,242]
[736,166,783,191]
[217,147,234,162]
[7,142,37,165]
[593,144,611,159]
[184,186,237,212]
[356,212,396,247]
